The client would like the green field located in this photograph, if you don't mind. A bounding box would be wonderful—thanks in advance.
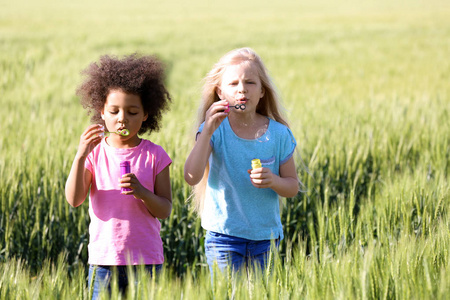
[1,0,449,298]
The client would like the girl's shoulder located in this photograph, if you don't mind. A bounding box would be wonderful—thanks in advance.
[136,139,172,165]
[268,118,291,132]
[139,138,167,153]
[268,118,296,143]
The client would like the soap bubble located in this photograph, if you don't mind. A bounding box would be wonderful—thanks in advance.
[255,128,271,143]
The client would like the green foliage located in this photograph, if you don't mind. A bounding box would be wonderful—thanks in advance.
[1,0,449,298]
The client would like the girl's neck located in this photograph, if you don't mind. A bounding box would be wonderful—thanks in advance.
[228,110,258,124]
[228,112,269,140]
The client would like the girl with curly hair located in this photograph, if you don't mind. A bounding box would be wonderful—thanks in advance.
[65,54,172,299]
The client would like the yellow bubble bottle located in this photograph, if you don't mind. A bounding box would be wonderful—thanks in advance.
[251,159,262,170]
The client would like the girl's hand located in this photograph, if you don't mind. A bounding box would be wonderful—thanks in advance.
[248,157,299,198]
[76,124,103,158]
[119,166,172,219]
[202,100,229,136]
[248,167,275,189]
[119,173,147,199]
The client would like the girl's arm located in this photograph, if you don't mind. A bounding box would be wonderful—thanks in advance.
[65,157,92,207]
[184,131,213,186]
[120,165,172,219]
[249,156,299,198]
[65,124,103,207]
[184,100,228,186]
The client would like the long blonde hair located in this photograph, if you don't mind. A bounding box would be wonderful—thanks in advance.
[191,47,290,214]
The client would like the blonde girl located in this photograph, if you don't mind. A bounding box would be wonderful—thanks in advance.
[184,47,298,272]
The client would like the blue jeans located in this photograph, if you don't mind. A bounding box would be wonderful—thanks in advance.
[88,264,162,300]
[204,231,279,273]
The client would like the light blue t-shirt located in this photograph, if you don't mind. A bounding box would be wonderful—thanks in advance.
[198,117,297,241]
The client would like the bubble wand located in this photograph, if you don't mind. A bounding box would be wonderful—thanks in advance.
[224,104,246,113]
[100,129,130,137]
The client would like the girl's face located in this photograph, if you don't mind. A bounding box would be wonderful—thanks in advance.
[217,61,265,113]
[101,89,148,147]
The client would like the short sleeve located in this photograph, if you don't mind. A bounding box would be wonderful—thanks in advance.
[196,122,205,140]
[280,127,297,165]
[196,122,214,147]
[155,145,172,175]
[85,152,94,174]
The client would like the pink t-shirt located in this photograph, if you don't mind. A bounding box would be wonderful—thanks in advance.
[85,138,171,265]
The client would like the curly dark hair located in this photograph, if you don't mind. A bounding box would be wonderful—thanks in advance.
[76,54,171,135]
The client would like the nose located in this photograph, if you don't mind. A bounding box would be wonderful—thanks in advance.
[238,82,247,93]
[117,111,127,124]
